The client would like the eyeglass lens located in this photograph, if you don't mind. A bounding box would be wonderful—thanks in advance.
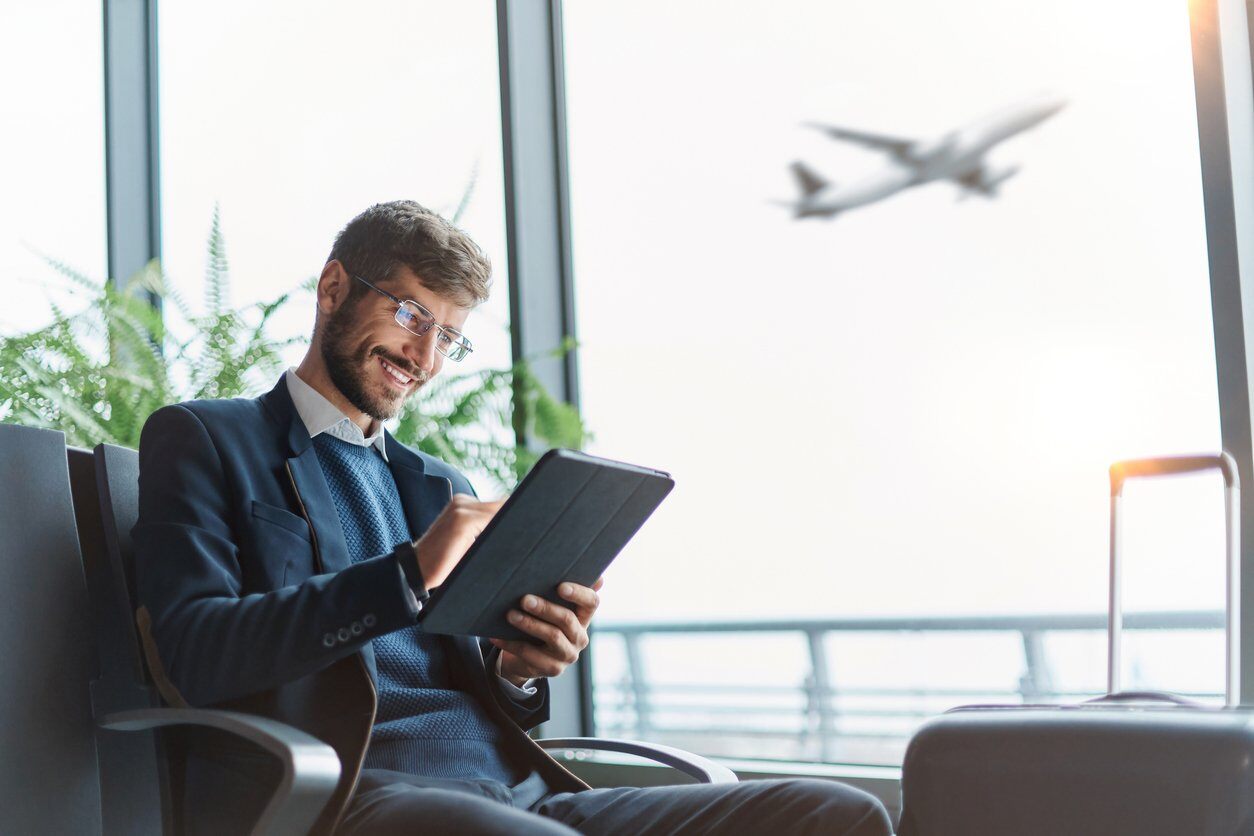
[395,303,471,360]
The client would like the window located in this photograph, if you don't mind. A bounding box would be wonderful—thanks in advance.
[565,0,1220,765]
[159,0,513,491]
[0,1,107,332]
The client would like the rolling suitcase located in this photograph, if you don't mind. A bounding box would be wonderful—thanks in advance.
[897,453,1254,836]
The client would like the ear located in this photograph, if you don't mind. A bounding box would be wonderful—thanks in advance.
[317,260,352,317]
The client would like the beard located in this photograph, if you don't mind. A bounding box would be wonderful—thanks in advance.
[321,303,431,422]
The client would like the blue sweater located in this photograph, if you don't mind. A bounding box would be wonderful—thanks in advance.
[312,433,525,783]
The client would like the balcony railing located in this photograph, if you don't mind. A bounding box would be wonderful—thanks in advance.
[590,610,1225,766]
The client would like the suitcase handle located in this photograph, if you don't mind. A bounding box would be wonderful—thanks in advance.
[1107,452,1241,707]
[1110,454,1238,495]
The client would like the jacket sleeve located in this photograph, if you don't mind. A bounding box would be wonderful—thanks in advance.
[481,640,550,730]
[132,403,419,707]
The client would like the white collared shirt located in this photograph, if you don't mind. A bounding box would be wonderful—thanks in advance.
[283,368,537,696]
[284,367,389,461]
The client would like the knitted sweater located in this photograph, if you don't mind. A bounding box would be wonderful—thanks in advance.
[312,433,525,783]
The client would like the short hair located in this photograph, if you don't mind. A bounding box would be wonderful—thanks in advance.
[327,200,492,308]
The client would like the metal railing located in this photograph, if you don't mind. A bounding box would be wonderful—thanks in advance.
[591,610,1225,765]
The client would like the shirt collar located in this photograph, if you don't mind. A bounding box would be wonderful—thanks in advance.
[284,367,389,461]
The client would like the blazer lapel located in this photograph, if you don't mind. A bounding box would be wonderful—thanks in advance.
[261,375,353,576]
[285,448,352,575]
[385,431,455,542]
[447,634,491,691]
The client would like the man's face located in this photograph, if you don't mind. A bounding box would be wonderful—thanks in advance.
[320,264,471,422]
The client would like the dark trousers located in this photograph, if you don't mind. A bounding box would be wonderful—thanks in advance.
[337,768,894,836]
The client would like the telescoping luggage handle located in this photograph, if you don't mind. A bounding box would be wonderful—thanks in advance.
[1108,453,1241,707]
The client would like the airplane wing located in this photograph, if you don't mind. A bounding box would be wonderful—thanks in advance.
[805,122,915,160]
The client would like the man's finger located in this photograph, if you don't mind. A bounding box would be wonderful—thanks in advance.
[557,583,600,625]
[557,583,599,608]
[508,607,577,658]
[473,499,506,517]
[466,499,506,537]
[521,594,582,639]
[592,576,605,591]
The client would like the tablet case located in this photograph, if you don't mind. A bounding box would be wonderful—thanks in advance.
[417,448,673,640]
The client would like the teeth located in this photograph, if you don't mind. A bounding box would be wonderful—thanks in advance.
[380,358,411,385]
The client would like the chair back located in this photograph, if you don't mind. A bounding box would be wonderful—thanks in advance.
[96,442,143,615]
[0,423,102,833]
[68,443,166,835]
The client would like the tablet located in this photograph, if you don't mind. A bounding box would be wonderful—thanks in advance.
[417,448,673,640]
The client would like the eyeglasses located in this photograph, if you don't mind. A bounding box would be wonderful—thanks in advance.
[351,274,474,362]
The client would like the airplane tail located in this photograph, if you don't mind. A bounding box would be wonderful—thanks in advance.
[789,161,830,198]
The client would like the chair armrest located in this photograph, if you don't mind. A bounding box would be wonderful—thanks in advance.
[100,707,341,836]
[536,737,739,785]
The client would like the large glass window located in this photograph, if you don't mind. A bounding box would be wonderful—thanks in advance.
[565,0,1220,765]
[0,1,107,333]
[159,0,513,494]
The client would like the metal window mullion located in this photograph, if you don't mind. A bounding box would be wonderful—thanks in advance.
[1190,0,1254,705]
[103,0,161,305]
[497,0,589,736]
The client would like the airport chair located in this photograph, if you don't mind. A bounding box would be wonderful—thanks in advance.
[0,423,105,833]
[0,421,335,836]
[88,439,733,832]
[76,440,341,835]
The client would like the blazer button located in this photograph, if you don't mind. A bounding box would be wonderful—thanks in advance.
[350,621,364,636]
[363,613,377,628]
[322,633,336,648]
[337,627,352,643]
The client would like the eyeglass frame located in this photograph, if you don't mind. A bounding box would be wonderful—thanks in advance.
[350,273,474,361]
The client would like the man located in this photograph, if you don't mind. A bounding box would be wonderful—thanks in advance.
[133,200,893,835]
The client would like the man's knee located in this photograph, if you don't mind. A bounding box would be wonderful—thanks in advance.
[766,778,893,835]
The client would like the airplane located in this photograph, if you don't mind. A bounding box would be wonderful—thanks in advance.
[782,95,1067,219]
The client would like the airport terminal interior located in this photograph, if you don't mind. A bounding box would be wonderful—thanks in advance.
[4,0,1254,833]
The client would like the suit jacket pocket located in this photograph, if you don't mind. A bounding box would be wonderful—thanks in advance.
[251,500,311,541]
[247,500,315,589]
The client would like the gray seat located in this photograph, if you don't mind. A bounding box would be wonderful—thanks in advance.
[0,423,104,833]
[0,422,339,836]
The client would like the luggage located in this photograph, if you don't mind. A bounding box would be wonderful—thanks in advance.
[897,453,1254,836]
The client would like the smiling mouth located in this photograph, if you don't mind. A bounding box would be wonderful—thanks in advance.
[378,356,415,390]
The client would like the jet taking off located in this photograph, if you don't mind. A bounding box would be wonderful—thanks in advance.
[783,96,1066,219]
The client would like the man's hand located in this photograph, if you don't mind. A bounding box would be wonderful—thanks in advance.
[491,578,604,686]
[412,495,504,589]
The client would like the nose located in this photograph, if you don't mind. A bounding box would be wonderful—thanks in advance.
[402,327,441,375]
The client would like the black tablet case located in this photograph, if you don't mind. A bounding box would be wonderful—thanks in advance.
[417,448,673,640]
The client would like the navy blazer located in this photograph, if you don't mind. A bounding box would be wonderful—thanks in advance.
[132,375,586,834]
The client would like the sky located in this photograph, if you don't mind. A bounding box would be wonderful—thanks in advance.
[562,0,1221,621]
[0,0,1232,747]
